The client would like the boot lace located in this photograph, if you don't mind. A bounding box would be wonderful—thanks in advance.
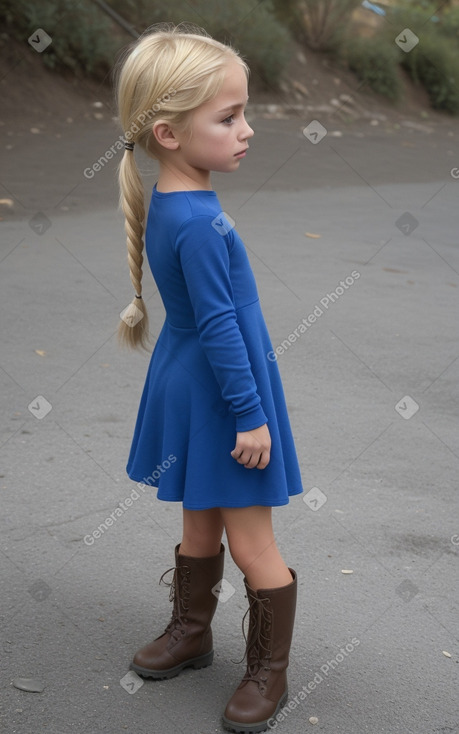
[238,593,273,693]
[159,564,191,641]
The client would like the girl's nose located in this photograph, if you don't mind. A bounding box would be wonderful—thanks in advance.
[241,116,254,141]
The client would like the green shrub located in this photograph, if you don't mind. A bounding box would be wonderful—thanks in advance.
[1,0,289,87]
[271,0,362,53]
[110,0,291,87]
[373,2,459,116]
[438,7,459,41]
[0,0,118,77]
[385,1,440,36]
[345,36,402,101]
[398,31,459,114]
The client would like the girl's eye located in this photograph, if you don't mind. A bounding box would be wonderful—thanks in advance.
[222,114,234,124]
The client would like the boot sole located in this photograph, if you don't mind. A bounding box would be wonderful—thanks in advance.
[222,690,288,734]
[129,650,214,680]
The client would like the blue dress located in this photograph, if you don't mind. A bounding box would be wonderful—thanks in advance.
[126,186,303,509]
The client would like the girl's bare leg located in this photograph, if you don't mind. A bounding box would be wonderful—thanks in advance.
[220,505,292,589]
[180,507,224,557]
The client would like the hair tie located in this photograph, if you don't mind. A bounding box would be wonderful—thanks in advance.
[135,294,142,299]
[124,140,135,151]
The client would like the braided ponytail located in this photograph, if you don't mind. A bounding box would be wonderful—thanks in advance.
[118,146,149,350]
[115,24,248,350]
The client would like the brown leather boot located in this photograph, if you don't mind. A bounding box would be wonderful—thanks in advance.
[130,543,225,680]
[222,569,297,733]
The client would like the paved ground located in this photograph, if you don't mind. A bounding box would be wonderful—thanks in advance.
[1,109,459,734]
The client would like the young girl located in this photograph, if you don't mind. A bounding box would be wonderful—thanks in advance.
[116,24,303,733]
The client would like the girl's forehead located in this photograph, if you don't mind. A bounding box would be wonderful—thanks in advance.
[212,62,248,107]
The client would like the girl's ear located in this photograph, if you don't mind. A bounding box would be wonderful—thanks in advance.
[152,120,180,150]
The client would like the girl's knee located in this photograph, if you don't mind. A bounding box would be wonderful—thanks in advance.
[227,537,274,575]
[181,509,223,556]
[181,531,221,556]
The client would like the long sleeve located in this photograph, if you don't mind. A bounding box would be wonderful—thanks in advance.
[175,215,267,432]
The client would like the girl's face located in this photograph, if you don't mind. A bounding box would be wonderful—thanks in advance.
[176,59,254,180]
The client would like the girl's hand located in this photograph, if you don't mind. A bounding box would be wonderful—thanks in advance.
[230,424,271,469]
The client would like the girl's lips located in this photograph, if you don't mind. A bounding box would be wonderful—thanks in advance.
[235,149,248,157]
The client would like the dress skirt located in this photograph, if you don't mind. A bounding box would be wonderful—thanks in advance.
[125,186,304,510]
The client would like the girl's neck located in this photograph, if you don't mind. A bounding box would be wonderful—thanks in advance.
[156,164,212,193]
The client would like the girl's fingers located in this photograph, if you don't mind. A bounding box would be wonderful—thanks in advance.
[230,447,249,465]
[231,425,271,468]
[256,450,270,470]
[243,452,257,469]
[230,446,270,469]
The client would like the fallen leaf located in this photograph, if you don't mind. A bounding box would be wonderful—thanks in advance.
[305,232,321,239]
[341,569,354,574]
[442,650,451,658]
[12,677,45,693]
[35,350,46,357]
[292,80,309,96]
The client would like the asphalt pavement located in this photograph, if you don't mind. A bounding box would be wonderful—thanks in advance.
[1,110,458,734]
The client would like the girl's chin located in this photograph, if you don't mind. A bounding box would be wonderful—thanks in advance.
[227,159,243,169]
[212,162,241,174]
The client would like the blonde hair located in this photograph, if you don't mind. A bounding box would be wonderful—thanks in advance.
[116,24,248,349]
